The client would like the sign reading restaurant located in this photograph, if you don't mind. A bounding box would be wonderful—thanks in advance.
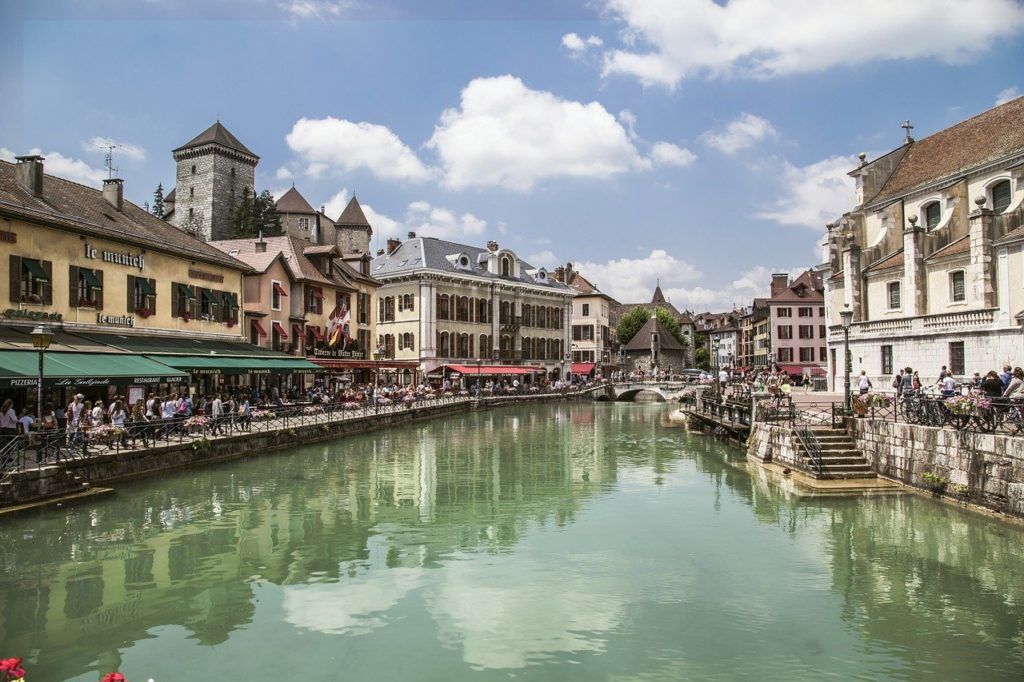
[85,243,145,271]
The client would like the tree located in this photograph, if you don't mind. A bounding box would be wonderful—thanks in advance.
[693,346,710,371]
[151,183,165,219]
[229,187,283,238]
[616,307,687,346]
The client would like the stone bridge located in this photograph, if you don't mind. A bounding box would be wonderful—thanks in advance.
[579,381,694,402]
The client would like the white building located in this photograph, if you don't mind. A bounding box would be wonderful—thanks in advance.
[824,96,1024,387]
[371,236,574,381]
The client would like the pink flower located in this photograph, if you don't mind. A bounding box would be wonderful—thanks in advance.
[102,673,127,682]
[0,658,22,672]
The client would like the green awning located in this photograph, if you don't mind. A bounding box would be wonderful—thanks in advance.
[136,278,156,295]
[0,350,187,388]
[176,283,196,299]
[152,355,320,375]
[200,289,217,304]
[23,259,48,281]
[224,293,239,310]
[80,268,102,287]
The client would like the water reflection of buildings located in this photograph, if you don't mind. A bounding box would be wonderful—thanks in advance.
[0,404,619,679]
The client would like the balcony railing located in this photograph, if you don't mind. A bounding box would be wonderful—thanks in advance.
[830,308,999,338]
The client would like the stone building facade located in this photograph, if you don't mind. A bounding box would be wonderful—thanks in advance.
[620,316,686,376]
[334,196,373,256]
[167,122,258,241]
[617,284,694,367]
[552,263,617,375]
[824,96,1024,388]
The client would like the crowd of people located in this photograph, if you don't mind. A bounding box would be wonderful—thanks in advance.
[882,364,1024,400]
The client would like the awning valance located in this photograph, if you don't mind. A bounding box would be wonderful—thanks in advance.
[251,319,268,337]
[571,362,596,375]
[777,364,826,377]
[22,258,48,281]
[272,321,288,339]
[0,350,187,388]
[433,364,545,376]
[153,355,319,375]
[273,282,288,297]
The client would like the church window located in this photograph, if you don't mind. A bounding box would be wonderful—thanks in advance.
[950,271,966,303]
[887,281,901,310]
[991,179,1012,213]
[923,201,941,230]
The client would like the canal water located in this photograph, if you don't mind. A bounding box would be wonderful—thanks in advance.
[1,403,1022,681]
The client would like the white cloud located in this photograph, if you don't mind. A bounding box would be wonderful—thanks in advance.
[700,113,776,155]
[996,85,1021,105]
[757,155,857,230]
[275,165,294,181]
[361,202,400,236]
[426,75,649,192]
[562,32,603,53]
[664,265,807,312]
[322,188,350,220]
[279,0,353,20]
[404,201,487,240]
[83,136,146,160]
[649,141,697,167]
[597,0,1024,87]
[286,116,435,183]
[618,109,638,140]
[526,250,558,268]
[2,147,106,188]
[574,249,701,303]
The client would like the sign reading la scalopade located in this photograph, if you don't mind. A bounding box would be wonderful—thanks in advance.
[2,309,62,322]
[85,243,145,271]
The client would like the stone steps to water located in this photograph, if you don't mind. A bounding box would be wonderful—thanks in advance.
[799,428,874,480]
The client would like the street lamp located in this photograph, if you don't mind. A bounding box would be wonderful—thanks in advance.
[712,338,720,395]
[475,357,483,396]
[840,305,854,414]
[31,325,53,422]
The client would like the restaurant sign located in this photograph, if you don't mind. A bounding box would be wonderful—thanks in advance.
[312,348,366,359]
[97,313,135,327]
[2,309,63,322]
[0,230,15,243]
[3,375,183,388]
[85,243,145,271]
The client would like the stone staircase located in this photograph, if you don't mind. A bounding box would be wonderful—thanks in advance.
[799,428,875,480]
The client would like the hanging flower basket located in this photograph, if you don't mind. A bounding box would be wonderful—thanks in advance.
[135,307,152,318]
[225,318,236,328]
[181,312,191,323]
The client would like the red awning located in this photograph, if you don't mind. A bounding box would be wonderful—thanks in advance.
[273,282,288,297]
[777,364,826,377]
[442,364,546,376]
[310,326,325,341]
[312,358,420,370]
[272,321,288,340]
[310,287,324,299]
[250,319,268,337]
[571,362,596,375]
[292,323,304,337]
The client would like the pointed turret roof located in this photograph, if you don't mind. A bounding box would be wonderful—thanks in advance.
[336,196,371,229]
[173,121,258,158]
[275,186,317,215]
[651,281,667,304]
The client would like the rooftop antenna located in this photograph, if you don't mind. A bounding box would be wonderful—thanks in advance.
[102,143,119,179]
[901,119,914,144]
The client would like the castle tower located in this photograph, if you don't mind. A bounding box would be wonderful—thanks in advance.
[170,122,258,241]
[334,196,373,255]
[275,185,318,242]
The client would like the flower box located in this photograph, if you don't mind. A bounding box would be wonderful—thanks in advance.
[135,307,153,318]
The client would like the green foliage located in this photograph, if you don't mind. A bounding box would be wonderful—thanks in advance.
[922,471,949,495]
[151,182,165,219]
[616,307,687,346]
[693,346,710,370]
[230,187,283,239]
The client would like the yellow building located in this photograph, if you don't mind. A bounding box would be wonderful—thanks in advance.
[0,155,316,407]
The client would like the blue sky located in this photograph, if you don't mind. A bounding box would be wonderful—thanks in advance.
[2,0,1022,311]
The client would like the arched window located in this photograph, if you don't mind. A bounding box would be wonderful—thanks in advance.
[991,179,1012,213]
[437,331,450,357]
[405,294,415,311]
[479,334,490,359]
[923,201,941,230]
[522,304,532,327]
[500,301,511,324]
[501,256,512,277]
[457,296,470,321]
[437,294,450,320]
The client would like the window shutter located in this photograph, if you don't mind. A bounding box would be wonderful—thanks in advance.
[94,270,104,310]
[127,275,136,312]
[171,282,180,316]
[148,278,156,312]
[42,261,52,304]
[69,265,79,307]
[9,255,20,303]
[189,286,197,317]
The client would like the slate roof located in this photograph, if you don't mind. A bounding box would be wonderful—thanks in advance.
[173,121,258,158]
[864,249,905,273]
[275,186,317,215]
[208,235,338,287]
[869,96,1024,205]
[622,317,686,351]
[926,235,971,261]
[0,160,250,271]
[336,196,371,227]
[651,282,667,304]
[370,237,570,291]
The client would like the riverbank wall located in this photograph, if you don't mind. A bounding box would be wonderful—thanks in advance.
[0,394,563,511]
[746,423,805,470]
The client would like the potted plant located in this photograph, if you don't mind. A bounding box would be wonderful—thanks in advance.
[135,307,152,318]
[181,311,191,323]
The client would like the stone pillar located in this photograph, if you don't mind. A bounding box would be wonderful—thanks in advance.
[903,215,925,316]
[842,241,863,321]
[420,279,435,359]
[969,196,995,308]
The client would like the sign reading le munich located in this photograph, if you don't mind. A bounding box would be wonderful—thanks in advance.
[85,243,145,271]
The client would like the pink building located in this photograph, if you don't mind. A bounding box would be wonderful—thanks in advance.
[768,270,827,381]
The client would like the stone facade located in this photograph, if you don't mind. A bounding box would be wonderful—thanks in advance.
[850,419,1024,518]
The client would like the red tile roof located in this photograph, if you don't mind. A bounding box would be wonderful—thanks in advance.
[275,186,317,215]
[173,121,258,158]
[336,196,371,227]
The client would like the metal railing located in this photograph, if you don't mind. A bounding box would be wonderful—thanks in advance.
[794,426,824,476]
[842,391,1024,437]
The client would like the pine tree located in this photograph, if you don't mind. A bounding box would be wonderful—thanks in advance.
[151,183,165,219]
[229,188,283,238]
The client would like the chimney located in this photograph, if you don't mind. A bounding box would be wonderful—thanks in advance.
[102,178,124,211]
[14,155,44,196]
[255,231,267,253]
[386,237,401,255]
[407,231,416,239]
[554,266,565,282]
[376,248,385,256]
[770,273,789,297]
[565,261,574,282]
[486,240,499,252]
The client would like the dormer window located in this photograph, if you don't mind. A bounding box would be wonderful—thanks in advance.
[923,201,941,230]
[536,269,547,282]
[991,179,1012,213]
[501,255,512,277]
[459,255,470,268]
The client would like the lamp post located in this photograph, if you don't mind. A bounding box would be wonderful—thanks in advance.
[30,325,53,422]
[840,305,853,414]
[712,338,720,395]
[476,357,482,397]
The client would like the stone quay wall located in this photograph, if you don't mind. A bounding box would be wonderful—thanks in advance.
[849,419,1024,517]
[0,394,561,510]
[746,423,806,471]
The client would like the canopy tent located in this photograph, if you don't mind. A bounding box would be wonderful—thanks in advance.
[570,362,596,375]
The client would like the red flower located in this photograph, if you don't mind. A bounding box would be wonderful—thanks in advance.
[0,658,22,671]
[102,673,127,682]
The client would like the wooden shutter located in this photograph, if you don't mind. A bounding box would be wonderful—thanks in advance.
[69,265,79,307]
[9,255,20,303]
[171,282,180,316]
[127,275,136,312]
[148,278,156,312]
[42,261,52,304]
[94,269,104,310]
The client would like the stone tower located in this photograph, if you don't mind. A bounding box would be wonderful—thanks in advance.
[334,196,373,255]
[170,122,258,241]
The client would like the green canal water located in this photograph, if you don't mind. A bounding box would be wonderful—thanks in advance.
[1,403,1023,681]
